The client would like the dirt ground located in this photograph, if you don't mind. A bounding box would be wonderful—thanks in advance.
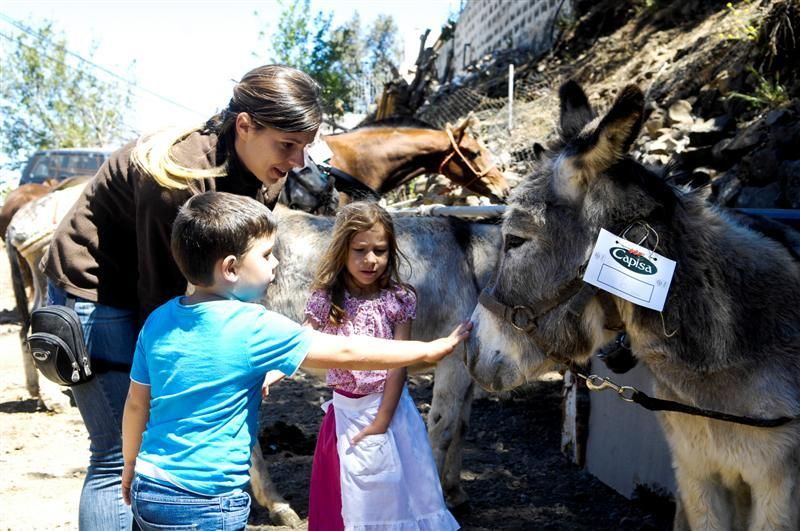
[0,240,673,530]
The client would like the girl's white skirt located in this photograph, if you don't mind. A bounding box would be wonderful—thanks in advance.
[326,387,460,531]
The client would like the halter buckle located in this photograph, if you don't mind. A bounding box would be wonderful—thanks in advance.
[510,305,537,332]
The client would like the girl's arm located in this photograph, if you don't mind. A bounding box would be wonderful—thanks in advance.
[121,381,151,505]
[351,319,412,444]
[301,320,470,370]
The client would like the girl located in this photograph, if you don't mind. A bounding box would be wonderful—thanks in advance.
[304,201,460,530]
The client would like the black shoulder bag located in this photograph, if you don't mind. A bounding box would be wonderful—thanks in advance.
[25,298,92,386]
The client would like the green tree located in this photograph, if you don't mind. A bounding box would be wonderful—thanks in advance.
[364,15,402,78]
[270,0,312,69]
[0,21,133,169]
[270,0,351,115]
[268,1,402,116]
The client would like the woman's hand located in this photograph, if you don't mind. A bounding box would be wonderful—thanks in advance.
[121,462,135,505]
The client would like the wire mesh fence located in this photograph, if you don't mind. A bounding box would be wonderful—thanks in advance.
[414,68,560,181]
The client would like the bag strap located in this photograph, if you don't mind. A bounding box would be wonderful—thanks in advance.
[64,295,76,309]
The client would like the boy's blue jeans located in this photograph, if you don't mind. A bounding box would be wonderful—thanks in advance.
[48,283,139,530]
[131,475,251,530]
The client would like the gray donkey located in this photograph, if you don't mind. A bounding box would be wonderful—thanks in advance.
[465,81,800,530]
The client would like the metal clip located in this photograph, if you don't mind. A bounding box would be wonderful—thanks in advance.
[621,221,659,257]
[580,374,637,402]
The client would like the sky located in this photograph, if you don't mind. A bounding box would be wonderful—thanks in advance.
[0,0,462,140]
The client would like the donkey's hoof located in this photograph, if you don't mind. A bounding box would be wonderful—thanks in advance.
[449,498,472,520]
[445,487,470,513]
[269,505,302,528]
[37,396,68,413]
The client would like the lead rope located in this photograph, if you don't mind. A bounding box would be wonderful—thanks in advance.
[574,372,797,427]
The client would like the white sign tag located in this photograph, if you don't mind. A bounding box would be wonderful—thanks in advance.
[306,140,334,165]
[582,228,676,312]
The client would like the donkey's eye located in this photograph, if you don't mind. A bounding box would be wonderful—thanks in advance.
[504,234,527,252]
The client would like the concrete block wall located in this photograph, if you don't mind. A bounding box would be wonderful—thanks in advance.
[436,0,572,78]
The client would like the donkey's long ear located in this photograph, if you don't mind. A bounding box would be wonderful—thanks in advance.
[559,80,595,141]
[554,85,644,203]
[581,84,644,173]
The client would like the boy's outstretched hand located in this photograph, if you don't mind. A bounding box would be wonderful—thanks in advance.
[424,320,472,363]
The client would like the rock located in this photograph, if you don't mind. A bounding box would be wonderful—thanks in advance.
[666,100,694,126]
[646,137,672,155]
[734,182,782,208]
[779,160,800,209]
[739,147,781,186]
[676,145,714,169]
[464,195,481,206]
[710,69,732,95]
[688,115,734,146]
[694,86,725,117]
[642,153,670,167]
[766,108,791,127]
[712,122,766,168]
[711,170,742,206]
[644,108,666,137]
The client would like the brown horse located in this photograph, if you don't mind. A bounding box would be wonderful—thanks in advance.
[281,116,510,213]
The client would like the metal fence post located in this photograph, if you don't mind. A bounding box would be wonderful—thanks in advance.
[508,63,514,132]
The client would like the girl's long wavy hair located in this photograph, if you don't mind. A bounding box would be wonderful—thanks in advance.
[131,64,322,190]
[311,202,413,326]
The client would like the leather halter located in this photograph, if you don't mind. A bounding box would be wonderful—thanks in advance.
[477,260,625,362]
[438,125,497,191]
[285,161,380,212]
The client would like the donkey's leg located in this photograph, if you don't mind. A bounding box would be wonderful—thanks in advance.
[7,243,39,398]
[744,465,800,531]
[673,465,732,531]
[249,444,301,528]
[730,480,751,531]
[671,497,691,531]
[428,351,474,509]
[25,245,71,413]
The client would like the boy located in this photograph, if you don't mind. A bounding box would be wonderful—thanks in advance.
[121,191,470,529]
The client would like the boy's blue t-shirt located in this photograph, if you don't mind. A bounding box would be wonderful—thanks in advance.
[130,297,313,495]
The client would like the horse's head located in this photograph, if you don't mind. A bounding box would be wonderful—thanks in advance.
[279,166,340,215]
[465,81,680,391]
[440,115,510,202]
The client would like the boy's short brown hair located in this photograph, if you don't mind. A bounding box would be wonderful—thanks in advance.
[171,191,277,286]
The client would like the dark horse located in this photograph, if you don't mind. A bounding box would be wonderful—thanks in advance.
[281,116,510,214]
[466,81,800,530]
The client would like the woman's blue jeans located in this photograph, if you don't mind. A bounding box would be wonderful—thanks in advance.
[48,283,139,530]
[131,475,251,530]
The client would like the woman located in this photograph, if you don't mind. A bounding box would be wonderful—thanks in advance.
[43,64,322,530]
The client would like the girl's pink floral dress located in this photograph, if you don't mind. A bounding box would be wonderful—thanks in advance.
[304,286,417,394]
